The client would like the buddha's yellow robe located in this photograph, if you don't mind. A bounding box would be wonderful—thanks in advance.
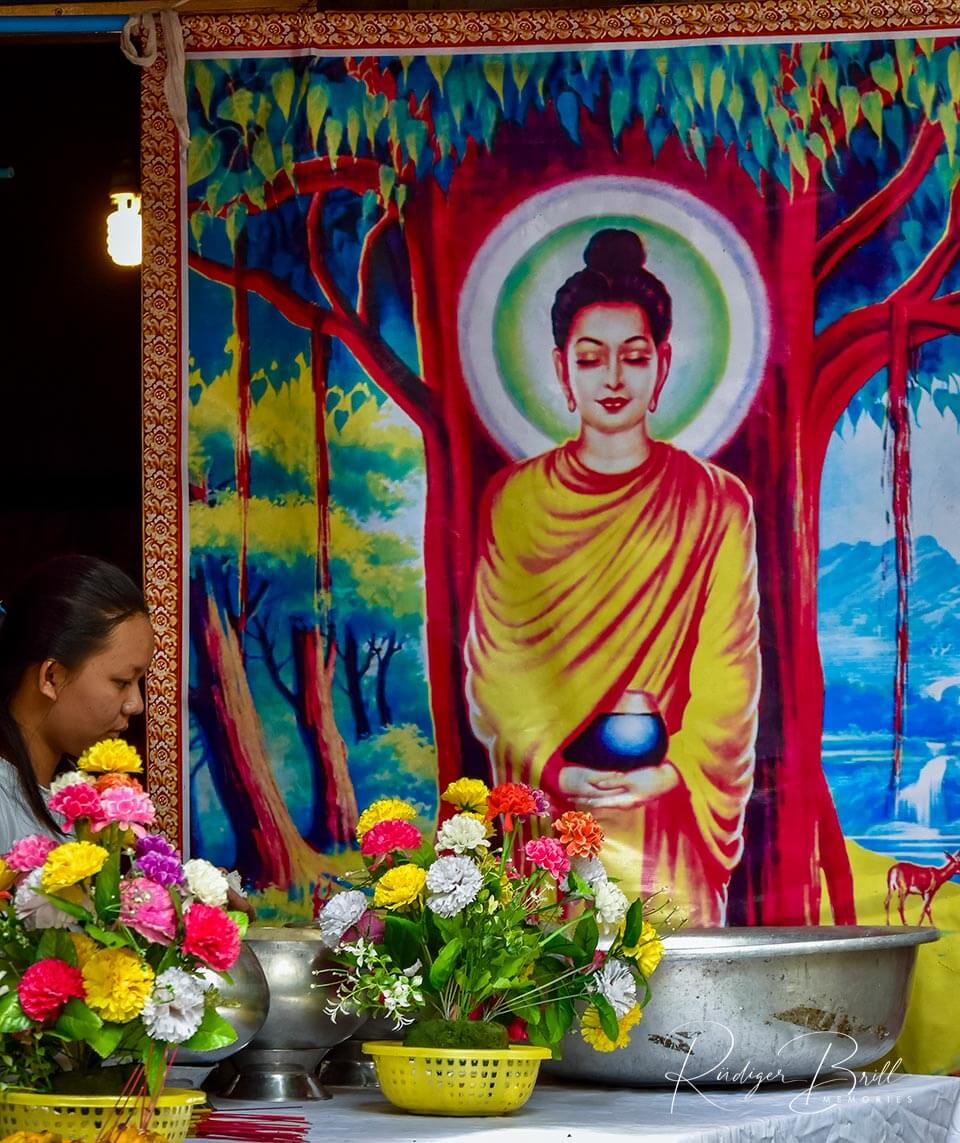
[465,440,760,925]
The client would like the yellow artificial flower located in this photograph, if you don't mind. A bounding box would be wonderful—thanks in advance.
[356,798,417,841]
[82,948,154,1023]
[442,779,490,814]
[0,858,17,894]
[77,738,143,774]
[41,841,108,893]
[373,865,427,910]
[621,921,665,978]
[579,1003,642,1052]
[68,931,98,969]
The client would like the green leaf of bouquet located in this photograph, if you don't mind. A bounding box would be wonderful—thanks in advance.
[94,846,121,925]
[566,871,592,897]
[144,1041,169,1099]
[574,913,599,957]
[428,937,463,989]
[182,1008,237,1052]
[227,910,249,940]
[40,893,91,923]
[384,915,421,970]
[85,1021,125,1059]
[622,899,644,948]
[0,992,31,1033]
[84,923,127,949]
[54,997,103,1042]
[594,995,620,1043]
[36,929,77,965]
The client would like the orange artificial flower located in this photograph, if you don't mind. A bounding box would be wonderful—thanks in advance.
[95,773,143,795]
[554,811,604,858]
[485,783,538,831]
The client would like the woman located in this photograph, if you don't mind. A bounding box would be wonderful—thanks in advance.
[465,229,761,925]
[0,555,154,851]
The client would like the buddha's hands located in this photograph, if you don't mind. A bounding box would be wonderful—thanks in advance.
[558,762,680,810]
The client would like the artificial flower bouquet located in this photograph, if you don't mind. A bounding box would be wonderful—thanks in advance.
[0,739,244,1113]
[318,778,674,1053]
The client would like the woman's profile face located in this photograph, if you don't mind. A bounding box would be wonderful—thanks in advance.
[553,301,670,437]
[40,613,155,760]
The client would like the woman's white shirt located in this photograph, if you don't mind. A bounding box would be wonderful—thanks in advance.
[0,759,58,853]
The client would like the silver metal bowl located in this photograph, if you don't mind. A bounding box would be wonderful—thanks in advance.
[217,925,366,1101]
[545,925,937,1086]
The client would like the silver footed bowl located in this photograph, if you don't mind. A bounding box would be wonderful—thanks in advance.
[544,925,937,1086]
[217,924,366,1101]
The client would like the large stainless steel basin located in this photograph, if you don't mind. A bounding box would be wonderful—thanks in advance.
[545,926,937,1086]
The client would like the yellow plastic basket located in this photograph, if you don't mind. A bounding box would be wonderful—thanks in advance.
[362,1040,551,1116]
[0,1087,206,1142]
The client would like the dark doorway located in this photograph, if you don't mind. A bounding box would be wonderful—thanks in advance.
[0,40,142,598]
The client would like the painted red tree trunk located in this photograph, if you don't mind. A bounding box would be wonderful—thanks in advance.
[190,565,321,889]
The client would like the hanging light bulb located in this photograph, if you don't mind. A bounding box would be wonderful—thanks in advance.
[106,191,142,267]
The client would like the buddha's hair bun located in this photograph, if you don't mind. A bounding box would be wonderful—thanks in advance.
[583,229,647,277]
[550,226,672,350]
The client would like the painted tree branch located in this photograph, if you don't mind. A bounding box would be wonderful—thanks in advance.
[812,178,960,417]
[357,207,398,324]
[189,156,388,219]
[188,249,441,432]
[249,617,297,708]
[814,119,945,286]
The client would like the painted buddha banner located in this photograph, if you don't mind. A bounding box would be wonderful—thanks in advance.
[142,12,960,1073]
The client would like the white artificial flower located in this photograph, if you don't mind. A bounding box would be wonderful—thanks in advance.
[48,771,95,796]
[14,868,81,931]
[142,967,207,1043]
[317,890,369,948]
[182,858,229,907]
[591,957,637,1018]
[225,869,243,895]
[425,855,483,918]
[340,937,373,969]
[593,880,629,928]
[435,814,490,855]
[381,974,424,1017]
[570,855,609,888]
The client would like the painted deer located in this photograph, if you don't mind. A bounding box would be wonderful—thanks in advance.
[884,850,960,926]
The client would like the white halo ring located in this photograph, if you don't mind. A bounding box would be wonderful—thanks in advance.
[457,176,769,460]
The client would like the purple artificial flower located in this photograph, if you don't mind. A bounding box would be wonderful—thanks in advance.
[135,843,185,887]
[521,784,551,817]
[136,834,179,861]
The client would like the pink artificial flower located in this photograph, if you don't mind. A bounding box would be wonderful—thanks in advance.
[18,957,85,1022]
[119,876,176,944]
[360,819,423,857]
[5,835,58,872]
[343,910,386,944]
[48,783,104,830]
[93,786,156,836]
[182,902,240,971]
[524,837,571,880]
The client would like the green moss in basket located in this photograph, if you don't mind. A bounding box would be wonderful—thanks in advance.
[404,1019,509,1049]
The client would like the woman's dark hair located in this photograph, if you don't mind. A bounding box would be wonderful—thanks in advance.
[551,228,672,350]
[0,555,147,834]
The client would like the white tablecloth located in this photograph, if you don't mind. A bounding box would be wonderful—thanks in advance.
[191,1073,960,1142]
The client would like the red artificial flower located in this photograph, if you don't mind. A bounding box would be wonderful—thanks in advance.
[485,783,539,831]
[360,819,423,858]
[182,902,241,971]
[553,811,604,858]
[47,783,104,830]
[18,958,85,1022]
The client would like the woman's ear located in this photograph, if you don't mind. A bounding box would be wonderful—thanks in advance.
[37,659,66,703]
[553,347,575,412]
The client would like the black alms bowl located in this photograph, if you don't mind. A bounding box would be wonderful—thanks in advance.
[563,711,668,772]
